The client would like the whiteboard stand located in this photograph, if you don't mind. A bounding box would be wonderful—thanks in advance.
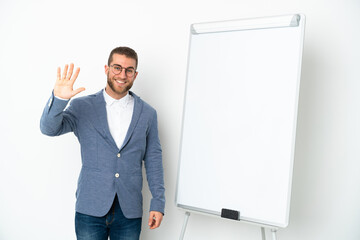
[179,212,279,240]
[261,227,279,240]
[261,227,266,240]
[271,228,278,240]
[263,227,278,240]
[179,211,191,240]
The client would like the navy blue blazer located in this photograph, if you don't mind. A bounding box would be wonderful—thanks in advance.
[40,90,165,218]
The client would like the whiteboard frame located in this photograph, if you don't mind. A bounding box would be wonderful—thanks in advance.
[175,14,306,229]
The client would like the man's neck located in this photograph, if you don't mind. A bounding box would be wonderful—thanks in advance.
[104,86,128,100]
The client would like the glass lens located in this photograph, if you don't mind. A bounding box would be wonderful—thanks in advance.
[125,69,135,77]
[112,65,122,74]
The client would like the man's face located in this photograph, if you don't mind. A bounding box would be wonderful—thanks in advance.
[105,53,138,99]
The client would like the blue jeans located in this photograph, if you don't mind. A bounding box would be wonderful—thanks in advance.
[75,195,142,240]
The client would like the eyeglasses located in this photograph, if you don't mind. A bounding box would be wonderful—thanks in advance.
[110,64,136,77]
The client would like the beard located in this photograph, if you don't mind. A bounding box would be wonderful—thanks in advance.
[107,72,133,97]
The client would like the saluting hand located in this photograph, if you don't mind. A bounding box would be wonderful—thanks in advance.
[54,63,85,99]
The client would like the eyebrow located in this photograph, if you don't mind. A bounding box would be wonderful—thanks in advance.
[112,64,135,70]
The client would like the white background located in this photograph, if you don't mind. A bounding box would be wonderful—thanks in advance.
[0,0,359,240]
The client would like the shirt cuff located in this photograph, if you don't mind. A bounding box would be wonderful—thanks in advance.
[54,95,70,101]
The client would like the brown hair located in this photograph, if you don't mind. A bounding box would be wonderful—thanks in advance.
[108,46,138,69]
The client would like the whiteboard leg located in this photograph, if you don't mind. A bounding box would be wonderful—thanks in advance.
[261,227,266,240]
[179,212,191,240]
[271,229,277,240]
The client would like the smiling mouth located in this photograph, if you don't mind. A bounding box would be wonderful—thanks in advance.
[115,79,126,84]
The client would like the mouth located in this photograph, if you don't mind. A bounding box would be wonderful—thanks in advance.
[115,79,126,85]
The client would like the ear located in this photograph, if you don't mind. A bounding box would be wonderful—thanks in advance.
[133,71,139,81]
[104,65,109,74]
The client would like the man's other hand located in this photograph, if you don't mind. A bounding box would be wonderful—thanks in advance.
[148,211,163,229]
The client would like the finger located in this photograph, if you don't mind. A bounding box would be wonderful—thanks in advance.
[155,215,163,228]
[148,213,154,227]
[72,87,86,97]
[153,218,160,229]
[149,220,156,229]
[67,63,74,80]
[150,219,160,229]
[62,64,69,80]
[70,67,80,83]
[57,67,61,81]
[149,213,162,229]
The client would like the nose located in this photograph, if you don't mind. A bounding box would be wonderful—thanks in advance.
[119,70,127,78]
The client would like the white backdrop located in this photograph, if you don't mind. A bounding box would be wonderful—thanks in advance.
[0,0,359,240]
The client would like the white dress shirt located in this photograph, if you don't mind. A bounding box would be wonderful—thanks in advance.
[103,89,134,149]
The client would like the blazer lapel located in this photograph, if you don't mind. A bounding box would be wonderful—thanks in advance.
[120,91,143,151]
[91,90,118,150]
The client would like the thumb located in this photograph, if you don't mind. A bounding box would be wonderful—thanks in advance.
[72,87,86,97]
[148,213,155,226]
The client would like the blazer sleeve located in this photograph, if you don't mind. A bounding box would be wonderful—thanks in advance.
[144,110,166,215]
[40,92,77,136]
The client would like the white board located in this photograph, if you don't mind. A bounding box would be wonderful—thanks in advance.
[176,14,305,228]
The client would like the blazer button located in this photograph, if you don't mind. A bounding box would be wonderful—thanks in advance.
[115,173,119,178]
[117,153,121,158]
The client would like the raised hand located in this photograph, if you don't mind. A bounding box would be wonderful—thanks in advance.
[54,63,85,99]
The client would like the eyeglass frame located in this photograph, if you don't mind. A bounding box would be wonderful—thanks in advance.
[109,64,137,77]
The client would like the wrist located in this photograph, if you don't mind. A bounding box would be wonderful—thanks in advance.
[54,95,70,101]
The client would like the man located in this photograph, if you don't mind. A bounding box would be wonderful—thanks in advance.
[40,46,165,240]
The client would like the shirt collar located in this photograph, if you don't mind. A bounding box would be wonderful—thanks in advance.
[103,88,131,107]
